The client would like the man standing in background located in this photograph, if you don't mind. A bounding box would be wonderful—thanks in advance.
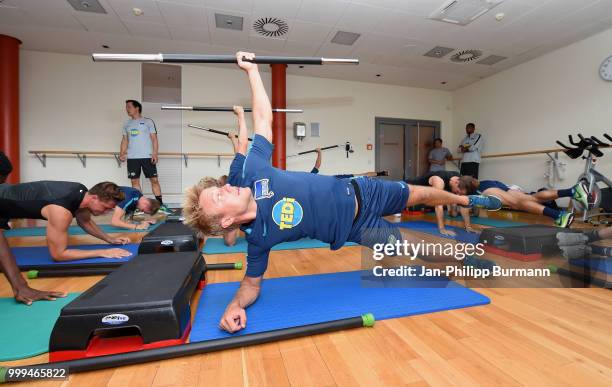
[119,99,170,215]
[458,123,483,178]
[428,138,453,172]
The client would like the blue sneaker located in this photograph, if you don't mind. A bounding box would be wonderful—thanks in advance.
[554,211,574,228]
[467,194,502,211]
[572,182,589,209]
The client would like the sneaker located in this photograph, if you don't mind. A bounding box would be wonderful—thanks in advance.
[554,211,574,228]
[467,194,503,211]
[560,244,591,259]
[572,182,589,209]
[158,205,173,215]
[556,231,588,246]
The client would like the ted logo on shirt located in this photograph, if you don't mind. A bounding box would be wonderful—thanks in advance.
[272,197,303,230]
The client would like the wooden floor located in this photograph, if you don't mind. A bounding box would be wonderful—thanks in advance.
[1,212,611,386]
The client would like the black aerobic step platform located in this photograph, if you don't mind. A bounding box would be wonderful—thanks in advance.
[138,221,198,254]
[479,225,581,261]
[48,251,205,361]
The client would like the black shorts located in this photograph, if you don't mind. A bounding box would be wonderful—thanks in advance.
[460,162,480,179]
[127,158,158,179]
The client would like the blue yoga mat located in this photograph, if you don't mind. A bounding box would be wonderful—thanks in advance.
[397,221,480,244]
[202,237,357,255]
[424,213,528,227]
[191,270,489,341]
[570,257,612,274]
[13,243,139,267]
[4,222,162,237]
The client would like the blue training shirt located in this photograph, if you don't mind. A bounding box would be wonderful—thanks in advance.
[238,135,356,277]
[227,153,246,186]
[117,186,142,214]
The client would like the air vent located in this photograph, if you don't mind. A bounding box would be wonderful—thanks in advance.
[253,17,288,37]
[429,0,504,26]
[331,31,361,46]
[450,49,482,63]
[67,0,106,13]
[424,46,455,58]
[215,13,244,31]
[476,54,507,65]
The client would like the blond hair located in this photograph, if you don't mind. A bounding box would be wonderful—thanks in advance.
[182,177,226,236]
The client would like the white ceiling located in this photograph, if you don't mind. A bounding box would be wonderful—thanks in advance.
[1,0,611,90]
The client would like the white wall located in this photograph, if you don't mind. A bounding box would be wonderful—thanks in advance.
[453,27,612,193]
[20,50,139,189]
[19,50,454,202]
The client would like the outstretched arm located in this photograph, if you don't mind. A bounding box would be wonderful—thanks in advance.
[236,52,272,143]
[0,231,67,304]
[233,105,249,155]
[313,148,322,170]
[429,176,456,236]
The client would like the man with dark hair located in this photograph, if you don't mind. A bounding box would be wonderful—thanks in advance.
[119,99,170,215]
[0,154,68,304]
[111,186,160,230]
[428,138,452,172]
[0,181,132,261]
[458,123,483,178]
[406,171,480,236]
[0,151,12,184]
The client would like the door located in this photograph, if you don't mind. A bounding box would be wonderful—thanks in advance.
[376,118,441,181]
[376,123,405,180]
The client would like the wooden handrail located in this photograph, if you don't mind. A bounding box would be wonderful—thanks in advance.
[28,150,234,168]
[28,150,233,157]
[452,144,611,161]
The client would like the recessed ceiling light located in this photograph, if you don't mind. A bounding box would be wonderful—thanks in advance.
[102,44,109,49]
[441,81,447,84]
[376,74,381,77]
[133,7,143,16]
[299,65,304,68]
[215,13,243,31]
[331,31,361,46]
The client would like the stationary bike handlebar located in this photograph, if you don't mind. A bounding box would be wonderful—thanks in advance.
[605,133,612,142]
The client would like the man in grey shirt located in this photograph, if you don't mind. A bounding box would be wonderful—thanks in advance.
[119,100,170,214]
[457,122,483,178]
[428,138,453,172]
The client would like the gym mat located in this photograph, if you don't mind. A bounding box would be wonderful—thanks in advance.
[0,293,80,361]
[13,244,139,268]
[397,221,481,244]
[4,222,162,237]
[570,257,612,275]
[202,237,358,254]
[191,270,489,341]
[424,213,528,227]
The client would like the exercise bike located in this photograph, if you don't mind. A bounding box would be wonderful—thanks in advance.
[557,133,612,225]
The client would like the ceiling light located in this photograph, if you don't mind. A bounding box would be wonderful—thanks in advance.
[430,0,504,26]
[133,7,143,16]
[215,13,244,31]
[331,31,361,46]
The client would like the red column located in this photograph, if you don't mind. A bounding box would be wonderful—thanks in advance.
[0,35,21,183]
[270,64,286,169]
